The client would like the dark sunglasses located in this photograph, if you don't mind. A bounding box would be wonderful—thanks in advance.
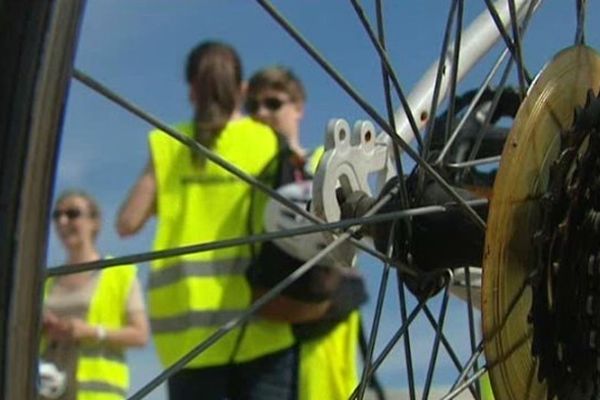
[245,97,290,114]
[52,208,84,221]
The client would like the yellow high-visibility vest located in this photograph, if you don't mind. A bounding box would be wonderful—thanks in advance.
[299,311,360,400]
[480,371,495,400]
[44,264,136,400]
[149,117,294,368]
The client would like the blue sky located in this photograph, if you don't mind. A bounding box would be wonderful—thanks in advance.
[46,1,600,398]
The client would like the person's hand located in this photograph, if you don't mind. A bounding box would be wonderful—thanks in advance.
[69,318,98,342]
[42,311,59,331]
[43,316,98,343]
[43,315,74,341]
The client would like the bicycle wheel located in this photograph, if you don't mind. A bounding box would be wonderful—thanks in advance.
[2,1,599,400]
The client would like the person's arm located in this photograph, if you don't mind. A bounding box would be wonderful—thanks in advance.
[252,287,331,323]
[104,310,149,348]
[69,311,149,348]
[69,278,149,348]
[116,158,156,237]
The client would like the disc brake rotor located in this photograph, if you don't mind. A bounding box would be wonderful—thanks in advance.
[482,46,600,400]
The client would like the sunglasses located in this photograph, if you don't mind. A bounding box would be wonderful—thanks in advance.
[245,97,290,114]
[52,208,84,221]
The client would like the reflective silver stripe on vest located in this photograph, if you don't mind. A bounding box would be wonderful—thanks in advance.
[78,380,127,396]
[149,259,249,290]
[79,347,125,363]
[151,310,246,333]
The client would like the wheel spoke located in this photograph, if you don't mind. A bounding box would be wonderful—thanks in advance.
[370,6,421,395]
[446,156,502,169]
[484,271,534,344]
[357,226,396,399]
[449,342,485,393]
[464,60,515,164]
[422,285,452,400]
[482,0,532,84]
[442,0,465,149]
[422,305,480,399]
[420,0,459,166]
[463,267,482,397]
[372,0,414,255]
[463,0,537,166]
[576,0,587,45]
[434,48,510,165]
[48,195,487,279]
[397,275,417,400]
[442,363,488,400]
[349,299,429,400]
[350,0,424,151]
[507,0,530,96]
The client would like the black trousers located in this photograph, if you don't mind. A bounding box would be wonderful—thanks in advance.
[167,346,298,400]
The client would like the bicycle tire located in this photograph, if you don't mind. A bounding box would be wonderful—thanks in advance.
[0,1,85,398]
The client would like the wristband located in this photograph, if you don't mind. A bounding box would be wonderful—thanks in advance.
[96,325,107,342]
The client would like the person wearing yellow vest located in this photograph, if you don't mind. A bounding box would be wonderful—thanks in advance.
[41,190,149,400]
[117,41,300,399]
[245,66,366,400]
